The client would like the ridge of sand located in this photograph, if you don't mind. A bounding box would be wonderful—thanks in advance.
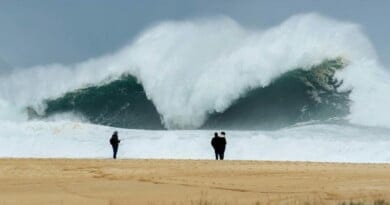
[0,159,389,204]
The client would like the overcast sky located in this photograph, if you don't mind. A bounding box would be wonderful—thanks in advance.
[0,0,389,69]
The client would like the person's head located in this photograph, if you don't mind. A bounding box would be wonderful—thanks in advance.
[221,131,225,136]
[113,131,118,135]
[214,132,218,137]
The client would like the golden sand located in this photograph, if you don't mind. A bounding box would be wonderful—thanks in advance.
[0,159,389,205]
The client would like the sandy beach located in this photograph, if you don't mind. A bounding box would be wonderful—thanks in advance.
[0,159,389,205]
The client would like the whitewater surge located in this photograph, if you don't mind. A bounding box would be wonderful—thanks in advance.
[0,13,389,129]
[0,120,389,162]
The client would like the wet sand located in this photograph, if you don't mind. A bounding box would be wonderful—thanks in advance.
[0,159,389,205]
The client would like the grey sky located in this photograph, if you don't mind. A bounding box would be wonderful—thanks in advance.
[0,0,389,69]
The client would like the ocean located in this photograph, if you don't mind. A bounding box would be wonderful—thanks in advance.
[0,13,389,162]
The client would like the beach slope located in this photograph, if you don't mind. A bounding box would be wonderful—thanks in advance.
[0,159,389,204]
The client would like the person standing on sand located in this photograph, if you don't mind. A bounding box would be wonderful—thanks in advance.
[110,131,121,159]
[218,131,227,160]
[211,132,219,160]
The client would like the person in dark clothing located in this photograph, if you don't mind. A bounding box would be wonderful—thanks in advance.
[218,131,227,160]
[211,132,219,160]
[211,132,227,160]
[110,131,121,159]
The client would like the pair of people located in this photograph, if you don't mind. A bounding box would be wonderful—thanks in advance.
[211,131,227,160]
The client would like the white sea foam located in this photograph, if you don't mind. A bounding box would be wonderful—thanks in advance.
[0,120,389,162]
[0,13,389,129]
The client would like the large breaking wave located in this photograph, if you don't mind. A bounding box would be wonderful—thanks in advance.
[36,58,350,129]
[0,13,389,130]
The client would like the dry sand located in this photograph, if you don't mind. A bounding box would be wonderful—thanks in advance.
[0,159,389,205]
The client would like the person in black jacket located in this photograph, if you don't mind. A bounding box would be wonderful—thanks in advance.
[211,132,227,160]
[211,132,219,160]
[218,131,227,160]
[110,131,121,159]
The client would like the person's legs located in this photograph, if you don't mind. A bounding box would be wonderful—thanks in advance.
[220,148,225,160]
[216,152,222,160]
[112,145,118,159]
[214,150,219,160]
